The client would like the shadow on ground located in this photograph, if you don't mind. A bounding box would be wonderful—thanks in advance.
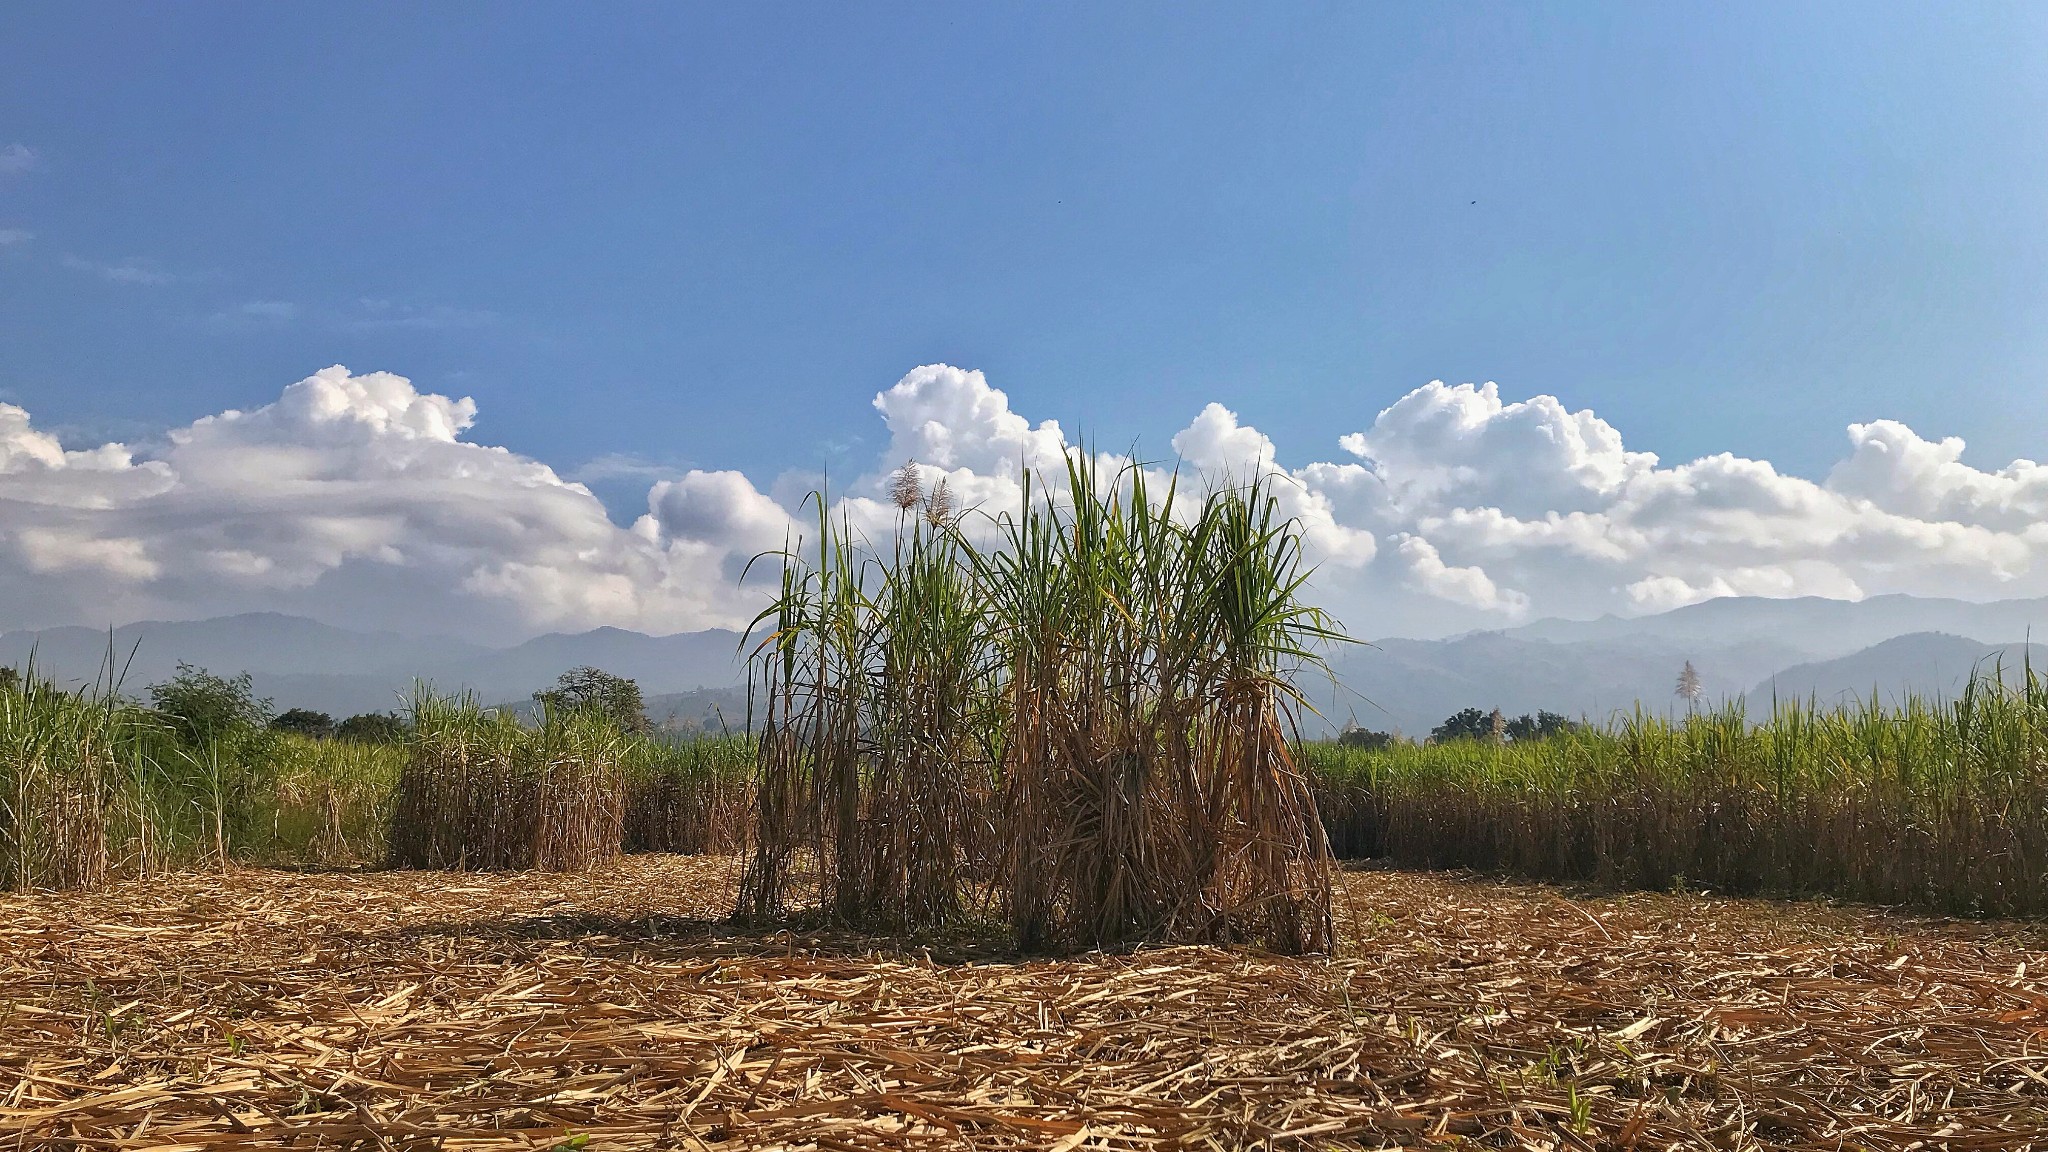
[388,908,1023,965]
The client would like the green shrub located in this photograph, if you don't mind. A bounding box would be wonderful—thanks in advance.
[272,708,336,739]
[337,711,410,744]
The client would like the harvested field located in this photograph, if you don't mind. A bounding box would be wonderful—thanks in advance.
[2,858,2046,1150]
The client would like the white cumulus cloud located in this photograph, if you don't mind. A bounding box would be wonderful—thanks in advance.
[4,363,2048,641]
[0,367,761,639]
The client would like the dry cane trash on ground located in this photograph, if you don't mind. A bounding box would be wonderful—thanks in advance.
[3,856,2047,1150]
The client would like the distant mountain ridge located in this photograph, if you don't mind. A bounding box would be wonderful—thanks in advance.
[1506,594,2048,660]
[1320,593,2048,735]
[10,593,2048,732]
[1750,633,2048,706]
[0,613,746,718]
[1315,631,1808,737]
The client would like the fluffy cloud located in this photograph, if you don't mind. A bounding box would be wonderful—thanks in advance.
[5,362,2048,641]
[1390,534,1528,614]
[0,367,761,640]
[1341,383,1658,519]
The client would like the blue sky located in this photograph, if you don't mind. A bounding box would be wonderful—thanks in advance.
[6,4,2044,508]
[4,5,2048,639]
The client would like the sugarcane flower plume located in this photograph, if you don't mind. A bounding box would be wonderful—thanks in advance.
[924,478,954,528]
[890,459,924,511]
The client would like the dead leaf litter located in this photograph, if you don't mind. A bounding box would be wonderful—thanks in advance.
[3,856,2046,1149]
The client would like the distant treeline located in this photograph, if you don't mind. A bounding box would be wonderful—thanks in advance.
[1338,706,1581,749]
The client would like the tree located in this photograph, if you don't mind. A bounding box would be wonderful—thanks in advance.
[535,666,649,733]
[145,664,278,865]
[336,711,410,744]
[1336,725,1395,750]
[1504,710,1579,742]
[1676,660,1704,707]
[271,708,336,739]
[0,666,18,695]
[1430,707,1493,743]
[148,663,272,748]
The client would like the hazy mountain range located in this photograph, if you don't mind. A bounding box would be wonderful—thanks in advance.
[10,593,2048,737]
[1320,594,2048,735]
[0,613,746,720]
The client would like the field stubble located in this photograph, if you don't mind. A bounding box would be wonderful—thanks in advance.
[3,856,2046,1150]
